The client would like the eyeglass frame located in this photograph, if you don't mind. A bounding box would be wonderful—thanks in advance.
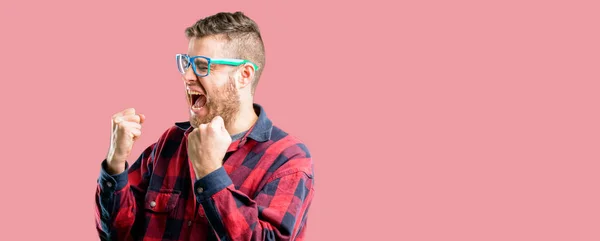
[176,53,259,77]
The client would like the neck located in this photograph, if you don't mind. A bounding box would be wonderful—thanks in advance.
[226,102,258,136]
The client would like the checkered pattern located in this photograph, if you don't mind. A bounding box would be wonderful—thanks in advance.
[95,104,314,241]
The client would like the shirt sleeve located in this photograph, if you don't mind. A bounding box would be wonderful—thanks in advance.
[95,143,157,241]
[194,155,315,241]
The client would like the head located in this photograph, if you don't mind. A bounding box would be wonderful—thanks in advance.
[180,11,265,128]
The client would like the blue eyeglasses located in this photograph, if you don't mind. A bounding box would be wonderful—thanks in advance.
[176,54,259,77]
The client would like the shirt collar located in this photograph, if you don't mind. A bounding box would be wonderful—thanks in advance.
[174,103,273,142]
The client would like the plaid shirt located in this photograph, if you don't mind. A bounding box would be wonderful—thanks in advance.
[95,104,315,241]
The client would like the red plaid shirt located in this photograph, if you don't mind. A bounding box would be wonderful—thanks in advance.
[95,104,315,241]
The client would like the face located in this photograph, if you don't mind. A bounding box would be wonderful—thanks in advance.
[182,37,241,128]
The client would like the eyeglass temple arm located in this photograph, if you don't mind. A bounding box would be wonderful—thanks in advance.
[212,59,259,70]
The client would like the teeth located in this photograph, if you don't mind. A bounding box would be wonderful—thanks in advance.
[187,90,202,95]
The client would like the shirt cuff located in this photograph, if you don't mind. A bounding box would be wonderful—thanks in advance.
[98,159,129,192]
[193,167,232,203]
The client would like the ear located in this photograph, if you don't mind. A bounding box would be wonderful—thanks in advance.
[235,64,255,89]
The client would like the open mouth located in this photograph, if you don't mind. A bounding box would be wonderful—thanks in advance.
[187,90,207,110]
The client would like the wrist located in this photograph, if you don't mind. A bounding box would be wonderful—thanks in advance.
[106,160,126,175]
[194,163,220,179]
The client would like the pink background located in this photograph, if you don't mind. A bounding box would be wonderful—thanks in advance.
[0,0,599,240]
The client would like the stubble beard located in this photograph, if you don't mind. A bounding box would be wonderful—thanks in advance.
[190,77,240,129]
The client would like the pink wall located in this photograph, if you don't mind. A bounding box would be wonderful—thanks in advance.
[0,0,598,240]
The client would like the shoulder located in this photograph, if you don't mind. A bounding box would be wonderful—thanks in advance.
[269,125,311,159]
[151,121,190,147]
[264,125,313,177]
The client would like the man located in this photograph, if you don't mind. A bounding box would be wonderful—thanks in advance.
[95,12,314,241]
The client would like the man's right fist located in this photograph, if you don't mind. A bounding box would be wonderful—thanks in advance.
[106,108,145,175]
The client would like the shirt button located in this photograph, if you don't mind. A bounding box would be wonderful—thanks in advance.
[197,187,204,194]
[149,201,156,208]
[188,220,192,227]
[106,182,113,188]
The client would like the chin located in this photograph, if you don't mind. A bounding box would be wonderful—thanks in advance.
[189,109,211,127]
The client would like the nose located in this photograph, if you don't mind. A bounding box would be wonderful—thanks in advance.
[182,66,198,84]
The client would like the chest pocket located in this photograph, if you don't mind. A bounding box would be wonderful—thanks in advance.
[144,189,181,215]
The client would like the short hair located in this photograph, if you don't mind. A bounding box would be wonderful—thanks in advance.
[185,12,265,94]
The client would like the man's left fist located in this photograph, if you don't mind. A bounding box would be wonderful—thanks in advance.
[187,116,232,179]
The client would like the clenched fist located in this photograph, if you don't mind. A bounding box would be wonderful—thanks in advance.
[188,116,232,179]
[106,108,145,175]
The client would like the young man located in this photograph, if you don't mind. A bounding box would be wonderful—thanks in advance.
[95,12,315,241]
